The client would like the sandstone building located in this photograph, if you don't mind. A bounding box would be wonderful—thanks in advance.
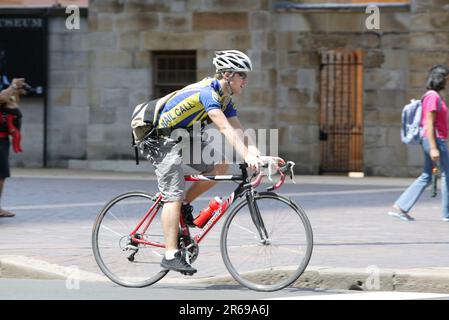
[1,0,448,177]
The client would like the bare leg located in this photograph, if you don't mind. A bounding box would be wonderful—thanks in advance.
[0,178,14,217]
[161,201,182,251]
[184,163,229,203]
[0,179,4,201]
[160,199,196,273]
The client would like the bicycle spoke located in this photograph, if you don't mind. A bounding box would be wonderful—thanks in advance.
[100,224,125,238]
[233,223,258,238]
[226,244,261,249]
[108,211,131,231]
[92,192,168,288]
[221,193,313,291]
[151,250,163,257]
[270,244,303,255]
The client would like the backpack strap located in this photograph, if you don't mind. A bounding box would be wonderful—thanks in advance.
[132,91,179,165]
[152,90,179,127]
[132,132,139,165]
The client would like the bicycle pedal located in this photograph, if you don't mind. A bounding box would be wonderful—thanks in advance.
[123,244,139,251]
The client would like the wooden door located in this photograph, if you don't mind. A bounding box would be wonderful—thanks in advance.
[319,49,364,173]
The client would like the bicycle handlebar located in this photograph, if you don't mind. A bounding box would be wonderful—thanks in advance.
[249,160,296,191]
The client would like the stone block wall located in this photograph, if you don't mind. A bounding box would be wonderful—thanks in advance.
[274,6,412,174]
[85,0,449,176]
[366,0,449,176]
[10,15,89,168]
[272,0,449,176]
[86,0,276,161]
[47,16,89,166]
[11,0,446,177]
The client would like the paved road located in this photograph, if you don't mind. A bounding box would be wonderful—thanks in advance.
[1,169,449,288]
[2,279,449,300]
[0,278,334,300]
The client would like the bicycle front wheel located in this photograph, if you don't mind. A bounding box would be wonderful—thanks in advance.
[221,192,313,291]
[92,192,168,288]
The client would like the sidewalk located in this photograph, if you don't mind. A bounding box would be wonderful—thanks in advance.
[1,168,449,293]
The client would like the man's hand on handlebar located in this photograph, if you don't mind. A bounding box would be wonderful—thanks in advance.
[245,154,285,171]
[244,153,264,171]
[247,158,296,191]
[259,156,285,167]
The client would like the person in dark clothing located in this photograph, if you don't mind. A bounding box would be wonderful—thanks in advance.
[0,77,25,218]
[0,43,25,217]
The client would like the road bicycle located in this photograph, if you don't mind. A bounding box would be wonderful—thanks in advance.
[92,160,313,292]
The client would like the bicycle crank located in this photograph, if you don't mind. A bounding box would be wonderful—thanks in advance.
[119,234,141,262]
[178,235,199,265]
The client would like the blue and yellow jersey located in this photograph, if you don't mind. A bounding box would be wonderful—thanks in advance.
[157,78,237,129]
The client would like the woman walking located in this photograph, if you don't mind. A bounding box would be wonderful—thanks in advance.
[389,65,449,221]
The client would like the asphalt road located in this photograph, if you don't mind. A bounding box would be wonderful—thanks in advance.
[0,278,335,300]
[2,279,449,301]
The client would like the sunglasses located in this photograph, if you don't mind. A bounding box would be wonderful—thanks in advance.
[236,72,247,80]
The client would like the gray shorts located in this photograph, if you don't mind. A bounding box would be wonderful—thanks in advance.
[149,138,216,202]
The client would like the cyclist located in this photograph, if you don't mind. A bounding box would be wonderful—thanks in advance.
[147,50,275,275]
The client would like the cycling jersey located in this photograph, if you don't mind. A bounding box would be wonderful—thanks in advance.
[157,78,237,129]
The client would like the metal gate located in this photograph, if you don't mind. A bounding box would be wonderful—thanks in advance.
[319,49,364,174]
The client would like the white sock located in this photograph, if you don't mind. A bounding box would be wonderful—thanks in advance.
[165,250,178,260]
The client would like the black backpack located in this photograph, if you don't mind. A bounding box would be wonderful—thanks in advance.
[130,91,178,164]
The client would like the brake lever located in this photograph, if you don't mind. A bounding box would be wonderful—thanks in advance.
[288,161,296,184]
[267,161,274,182]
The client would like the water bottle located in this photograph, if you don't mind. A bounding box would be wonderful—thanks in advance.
[194,197,223,228]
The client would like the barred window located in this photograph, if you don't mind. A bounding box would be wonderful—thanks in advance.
[153,51,196,98]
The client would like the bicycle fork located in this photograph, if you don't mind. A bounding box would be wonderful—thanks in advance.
[246,192,270,245]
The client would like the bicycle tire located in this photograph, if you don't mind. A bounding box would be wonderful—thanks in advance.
[220,192,313,292]
[92,191,169,288]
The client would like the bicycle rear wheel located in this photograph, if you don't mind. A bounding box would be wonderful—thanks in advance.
[221,192,313,291]
[92,192,168,288]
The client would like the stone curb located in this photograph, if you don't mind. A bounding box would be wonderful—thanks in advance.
[176,267,449,293]
[0,256,107,282]
[2,256,449,293]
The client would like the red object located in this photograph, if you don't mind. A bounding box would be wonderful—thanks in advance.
[194,197,223,228]
[6,115,22,153]
[97,164,289,250]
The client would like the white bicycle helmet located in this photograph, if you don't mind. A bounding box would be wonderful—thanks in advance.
[213,50,253,73]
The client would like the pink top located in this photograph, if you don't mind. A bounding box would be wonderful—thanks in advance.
[421,90,448,139]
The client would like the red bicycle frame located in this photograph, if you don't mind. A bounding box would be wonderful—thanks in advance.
[128,162,292,247]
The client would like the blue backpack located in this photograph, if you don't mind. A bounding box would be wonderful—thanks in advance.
[401,92,441,145]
